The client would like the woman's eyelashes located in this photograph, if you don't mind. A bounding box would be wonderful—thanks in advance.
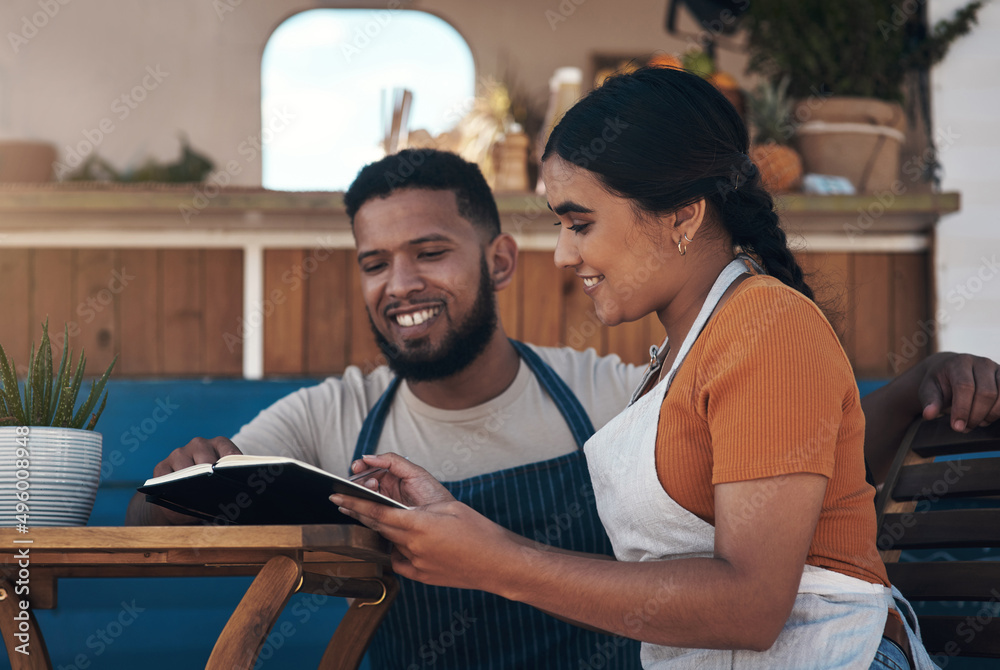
[552,220,593,234]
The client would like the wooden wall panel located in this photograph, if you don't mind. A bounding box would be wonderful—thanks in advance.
[890,253,930,375]
[797,252,853,363]
[204,249,243,376]
[263,250,305,375]
[74,248,119,374]
[520,253,563,347]
[305,249,350,376]
[0,250,30,373]
[118,249,161,375]
[31,249,74,365]
[5,246,930,379]
[853,254,892,377]
[607,314,659,366]
[496,262,522,341]
[162,250,205,375]
[646,313,666,354]
[347,258,383,372]
[561,267,603,353]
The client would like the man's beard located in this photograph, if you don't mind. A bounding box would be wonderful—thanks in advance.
[369,255,498,382]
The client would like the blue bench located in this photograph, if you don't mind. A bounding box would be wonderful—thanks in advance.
[7,378,914,670]
[3,378,364,670]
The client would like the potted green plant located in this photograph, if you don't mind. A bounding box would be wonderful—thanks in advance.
[744,0,984,192]
[0,321,116,527]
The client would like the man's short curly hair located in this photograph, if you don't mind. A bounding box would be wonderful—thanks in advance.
[344,149,501,239]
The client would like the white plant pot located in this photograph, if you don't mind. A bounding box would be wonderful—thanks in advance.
[0,426,102,527]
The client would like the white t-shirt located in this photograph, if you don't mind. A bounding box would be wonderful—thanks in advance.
[232,345,644,481]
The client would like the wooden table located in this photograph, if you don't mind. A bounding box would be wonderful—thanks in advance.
[0,525,397,670]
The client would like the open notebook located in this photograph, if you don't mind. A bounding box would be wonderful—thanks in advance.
[138,454,409,525]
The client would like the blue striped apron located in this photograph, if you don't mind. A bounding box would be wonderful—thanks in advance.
[352,340,641,670]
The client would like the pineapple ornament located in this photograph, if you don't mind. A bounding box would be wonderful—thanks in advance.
[747,77,803,193]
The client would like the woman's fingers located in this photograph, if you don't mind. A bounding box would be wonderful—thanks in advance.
[331,493,413,538]
[352,452,427,478]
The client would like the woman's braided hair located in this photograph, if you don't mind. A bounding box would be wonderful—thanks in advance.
[542,66,814,301]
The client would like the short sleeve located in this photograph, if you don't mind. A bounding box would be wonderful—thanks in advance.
[697,283,856,485]
[231,366,392,475]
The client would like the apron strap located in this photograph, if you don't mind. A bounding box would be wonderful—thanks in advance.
[350,341,596,470]
[509,339,596,448]
[351,376,402,465]
[658,255,757,392]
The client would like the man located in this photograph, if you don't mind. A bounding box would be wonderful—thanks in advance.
[127,149,1000,670]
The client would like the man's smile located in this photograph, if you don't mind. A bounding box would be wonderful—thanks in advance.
[392,305,443,328]
[384,302,446,337]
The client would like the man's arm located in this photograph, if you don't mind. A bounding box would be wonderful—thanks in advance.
[125,375,367,526]
[124,436,243,526]
[861,352,1000,484]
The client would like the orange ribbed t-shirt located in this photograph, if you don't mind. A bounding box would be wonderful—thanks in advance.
[654,275,889,586]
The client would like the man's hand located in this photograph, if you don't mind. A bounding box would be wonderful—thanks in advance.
[152,436,243,478]
[863,352,1000,484]
[917,352,1000,432]
[125,436,243,526]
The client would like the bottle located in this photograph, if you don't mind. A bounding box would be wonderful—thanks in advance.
[535,67,582,195]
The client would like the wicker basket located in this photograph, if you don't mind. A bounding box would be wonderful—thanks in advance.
[794,98,905,194]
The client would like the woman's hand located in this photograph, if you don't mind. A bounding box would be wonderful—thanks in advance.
[333,457,519,592]
[348,453,455,507]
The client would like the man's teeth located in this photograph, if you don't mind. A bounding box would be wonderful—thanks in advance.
[583,276,603,288]
[395,307,441,327]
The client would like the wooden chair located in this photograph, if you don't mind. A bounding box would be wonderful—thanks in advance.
[875,415,1000,661]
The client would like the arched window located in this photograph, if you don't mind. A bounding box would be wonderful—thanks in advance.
[262,9,475,191]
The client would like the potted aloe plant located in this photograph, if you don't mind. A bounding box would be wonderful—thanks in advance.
[0,321,116,527]
[744,0,984,192]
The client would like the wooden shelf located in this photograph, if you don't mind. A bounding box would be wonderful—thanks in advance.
[0,185,959,240]
[0,185,956,378]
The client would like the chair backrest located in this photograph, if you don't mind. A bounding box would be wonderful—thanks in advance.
[875,416,1000,660]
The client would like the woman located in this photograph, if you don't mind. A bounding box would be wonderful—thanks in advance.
[333,67,937,668]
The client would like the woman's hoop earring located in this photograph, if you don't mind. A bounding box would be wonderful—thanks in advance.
[678,232,693,256]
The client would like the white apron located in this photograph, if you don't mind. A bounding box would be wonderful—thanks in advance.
[584,257,939,669]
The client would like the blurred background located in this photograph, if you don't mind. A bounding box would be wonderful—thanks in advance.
[0,0,997,667]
